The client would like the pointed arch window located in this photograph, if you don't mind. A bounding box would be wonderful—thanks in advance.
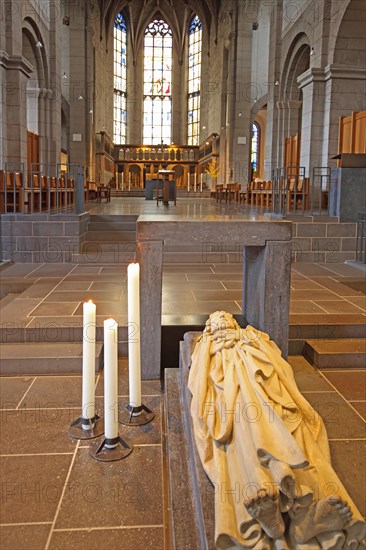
[143,19,172,145]
[187,15,202,146]
[251,123,260,174]
[113,12,127,144]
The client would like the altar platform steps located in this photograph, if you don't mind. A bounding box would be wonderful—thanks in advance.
[304,338,366,369]
[0,342,103,375]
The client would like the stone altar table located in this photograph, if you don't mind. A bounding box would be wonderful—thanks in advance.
[137,215,292,380]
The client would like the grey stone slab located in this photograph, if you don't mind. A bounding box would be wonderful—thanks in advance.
[0,376,35,409]
[0,342,103,375]
[304,338,366,369]
[311,237,341,252]
[55,447,163,529]
[164,368,202,550]
[137,215,292,245]
[296,223,327,237]
[48,527,164,550]
[32,222,64,236]
[327,223,356,237]
[30,302,81,316]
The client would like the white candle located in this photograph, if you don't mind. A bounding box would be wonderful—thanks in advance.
[128,172,131,191]
[187,176,190,192]
[127,263,142,409]
[200,173,203,192]
[104,318,119,444]
[121,172,124,191]
[82,300,96,426]
[194,173,197,192]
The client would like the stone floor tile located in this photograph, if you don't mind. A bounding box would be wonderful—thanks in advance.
[313,301,365,314]
[302,392,366,440]
[0,377,35,409]
[322,371,366,400]
[292,264,332,276]
[162,300,242,315]
[290,302,328,314]
[55,281,93,291]
[0,524,51,550]
[289,356,333,392]
[290,289,342,301]
[21,375,87,409]
[55,446,163,529]
[48,526,164,550]
[73,301,128,316]
[1,409,78,454]
[349,401,366,420]
[30,302,81,317]
[329,440,366,518]
[43,290,123,302]
[0,454,72,523]
[290,280,323,290]
[192,290,242,301]
[346,296,366,310]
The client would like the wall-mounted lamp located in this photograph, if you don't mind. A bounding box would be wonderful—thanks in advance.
[275,80,280,86]
[63,72,67,80]
[78,95,84,100]
[310,47,314,55]
[206,141,209,145]
[36,41,43,48]
[202,126,206,130]
[238,112,242,117]
[89,109,93,114]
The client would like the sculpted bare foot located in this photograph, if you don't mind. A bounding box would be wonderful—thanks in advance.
[244,488,285,540]
[290,496,352,544]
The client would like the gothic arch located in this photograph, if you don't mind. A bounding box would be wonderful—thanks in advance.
[330,0,366,67]
[281,34,310,101]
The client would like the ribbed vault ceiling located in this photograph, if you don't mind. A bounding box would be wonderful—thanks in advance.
[99,0,220,59]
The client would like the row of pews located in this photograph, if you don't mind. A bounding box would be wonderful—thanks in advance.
[0,171,100,213]
[213,178,310,210]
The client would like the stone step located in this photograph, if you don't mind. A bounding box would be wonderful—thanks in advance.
[304,338,366,369]
[81,241,136,254]
[0,342,104,375]
[87,221,137,232]
[163,251,241,264]
[85,230,136,242]
[89,214,138,223]
[73,250,136,263]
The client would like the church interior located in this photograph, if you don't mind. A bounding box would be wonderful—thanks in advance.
[0,0,365,548]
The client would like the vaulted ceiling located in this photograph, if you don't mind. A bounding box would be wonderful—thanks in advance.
[98,0,221,61]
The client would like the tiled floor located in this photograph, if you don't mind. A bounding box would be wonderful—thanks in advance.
[0,261,365,332]
[0,358,364,549]
[1,198,365,548]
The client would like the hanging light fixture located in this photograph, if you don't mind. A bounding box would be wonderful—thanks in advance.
[36,41,43,48]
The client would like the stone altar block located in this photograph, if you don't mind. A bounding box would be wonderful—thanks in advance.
[137,215,292,380]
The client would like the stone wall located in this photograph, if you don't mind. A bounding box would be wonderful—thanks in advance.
[1,213,89,263]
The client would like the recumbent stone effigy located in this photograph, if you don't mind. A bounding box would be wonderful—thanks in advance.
[188,311,366,549]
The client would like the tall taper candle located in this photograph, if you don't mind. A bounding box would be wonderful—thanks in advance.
[200,173,203,192]
[82,300,96,426]
[194,173,197,192]
[104,318,119,444]
[127,263,142,409]
[121,172,124,190]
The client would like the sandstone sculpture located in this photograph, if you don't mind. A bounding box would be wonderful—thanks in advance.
[188,311,366,549]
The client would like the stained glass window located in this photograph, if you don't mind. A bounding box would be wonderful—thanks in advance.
[187,15,202,146]
[113,13,127,144]
[251,123,260,173]
[143,19,172,145]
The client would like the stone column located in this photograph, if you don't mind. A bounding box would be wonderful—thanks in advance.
[298,68,326,176]
[2,54,33,167]
[242,240,291,358]
[137,240,163,380]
